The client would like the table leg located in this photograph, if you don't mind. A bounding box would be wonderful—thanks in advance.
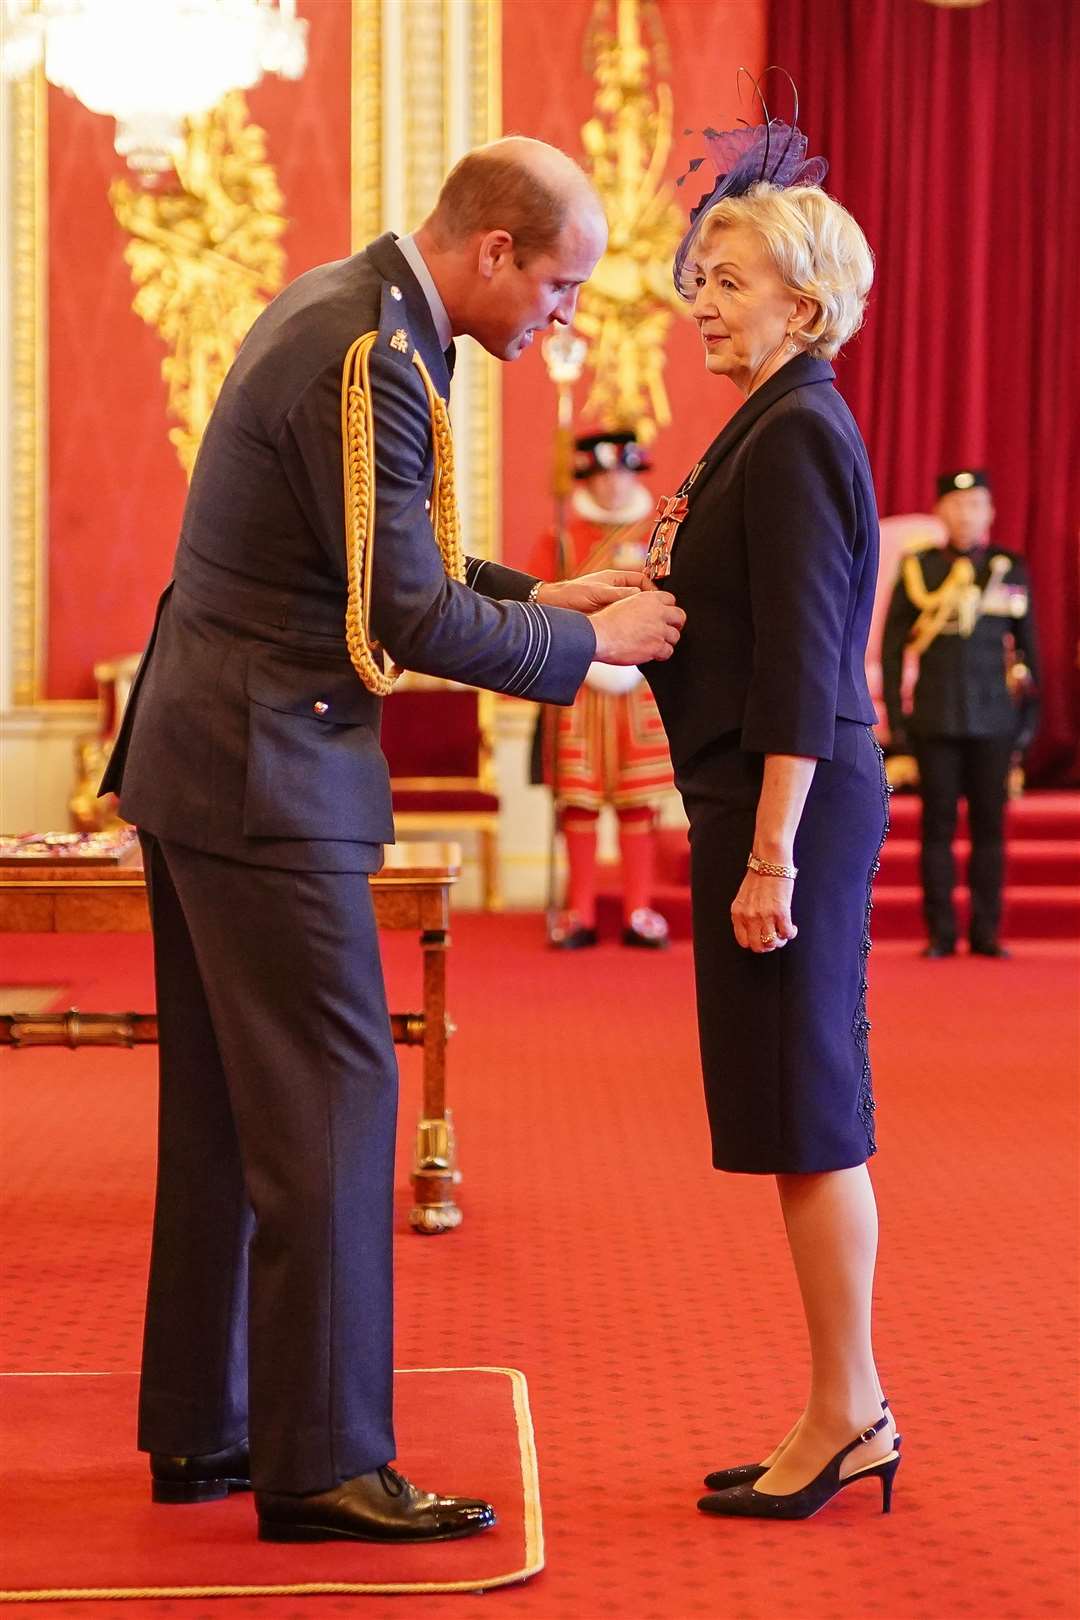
[409,927,462,1233]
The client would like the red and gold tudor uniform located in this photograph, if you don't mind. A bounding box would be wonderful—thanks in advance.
[530,432,674,948]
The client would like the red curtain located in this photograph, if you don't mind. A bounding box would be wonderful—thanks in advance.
[768,0,1079,780]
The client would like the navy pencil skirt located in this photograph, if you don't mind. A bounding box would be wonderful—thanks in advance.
[677,720,890,1175]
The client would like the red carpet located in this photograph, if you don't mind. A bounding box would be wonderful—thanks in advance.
[1,917,1077,1619]
[599,789,1080,941]
[0,1369,541,1601]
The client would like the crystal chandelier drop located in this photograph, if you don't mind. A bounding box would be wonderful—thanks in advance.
[1,0,308,174]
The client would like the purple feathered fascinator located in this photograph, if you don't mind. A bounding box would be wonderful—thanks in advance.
[673,72,828,300]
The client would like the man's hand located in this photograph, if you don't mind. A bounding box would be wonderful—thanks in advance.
[591,590,685,665]
[536,570,644,614]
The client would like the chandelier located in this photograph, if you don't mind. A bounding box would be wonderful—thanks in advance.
[1,0,307,174]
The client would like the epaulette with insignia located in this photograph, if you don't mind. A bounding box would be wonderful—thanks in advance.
[377,281,413,363]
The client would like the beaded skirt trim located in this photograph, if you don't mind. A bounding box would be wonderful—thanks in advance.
[853,731,892,1155]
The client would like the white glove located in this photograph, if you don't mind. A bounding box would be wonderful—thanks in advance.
[583,661,644,696]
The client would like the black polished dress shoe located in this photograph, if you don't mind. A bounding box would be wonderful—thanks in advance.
[970,939,1011,958]
[256,1465,497,1543]
[150,1441,251,1503]
[553,926,598,950]
[620,907,670,950]
[548,912,598,950]
[921,941,956,958]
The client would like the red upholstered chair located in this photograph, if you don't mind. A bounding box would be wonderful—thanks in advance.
[381,677,501,908]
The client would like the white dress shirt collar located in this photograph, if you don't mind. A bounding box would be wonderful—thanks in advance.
[396,234,453,353]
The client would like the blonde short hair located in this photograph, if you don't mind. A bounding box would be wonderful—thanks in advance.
[696,183,874,359]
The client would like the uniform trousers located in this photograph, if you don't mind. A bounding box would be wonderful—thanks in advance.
[137,832,399,1495]
[914,734,1014,947]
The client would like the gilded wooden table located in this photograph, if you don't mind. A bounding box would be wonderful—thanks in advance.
[0,840,464,1233]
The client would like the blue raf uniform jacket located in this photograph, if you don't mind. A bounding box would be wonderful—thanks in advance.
[643,354,879,770]
[102,234,596,871]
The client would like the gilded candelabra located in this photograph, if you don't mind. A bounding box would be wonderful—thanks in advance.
[575,0,685,440]
[110,91,287,476]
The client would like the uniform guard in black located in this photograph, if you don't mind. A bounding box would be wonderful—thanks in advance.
[882,468,1039,957]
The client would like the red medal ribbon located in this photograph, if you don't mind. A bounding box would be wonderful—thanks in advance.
[644,494,691,579]
[654,494,689,523]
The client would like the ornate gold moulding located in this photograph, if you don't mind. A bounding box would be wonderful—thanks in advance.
[575,0,684,442]
[111,91,288,480]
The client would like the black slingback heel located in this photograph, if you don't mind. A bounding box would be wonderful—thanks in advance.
[698,1411,900,1521]
[703,1396,899,1492]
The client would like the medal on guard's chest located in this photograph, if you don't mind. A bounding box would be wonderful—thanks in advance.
[643,459,705,580]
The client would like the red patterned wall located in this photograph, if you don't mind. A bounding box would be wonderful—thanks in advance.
[500,0,766,572]
[44,0,351,698]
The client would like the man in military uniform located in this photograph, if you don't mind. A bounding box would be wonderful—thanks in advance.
[530,430,675,948]
[882,468,1039,958]
[101,138,684,1543]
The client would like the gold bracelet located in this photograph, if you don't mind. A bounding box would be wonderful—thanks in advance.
[747,852,798,880]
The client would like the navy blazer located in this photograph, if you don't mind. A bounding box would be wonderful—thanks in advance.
[643,355,879,770]
[102,235,595,870]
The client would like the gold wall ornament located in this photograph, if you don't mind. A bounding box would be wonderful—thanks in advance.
[8,67,48,706]
[109,91,288,477]
[350,0,382,247]
[574,0,685,441]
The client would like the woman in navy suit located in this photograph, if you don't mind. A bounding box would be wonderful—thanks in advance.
[642,122,901,1520]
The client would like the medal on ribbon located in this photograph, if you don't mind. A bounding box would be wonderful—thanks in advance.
[643,460,705,580]
[644,494,688,580]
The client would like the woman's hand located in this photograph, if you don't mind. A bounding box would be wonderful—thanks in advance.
[731,871,798,954]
